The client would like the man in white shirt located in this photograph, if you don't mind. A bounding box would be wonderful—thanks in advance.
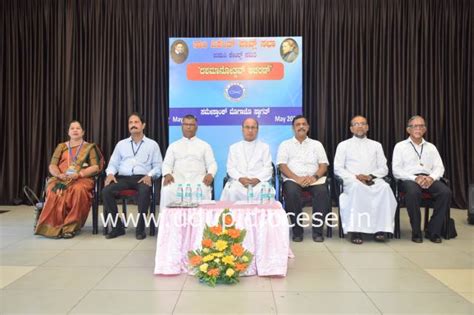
[334,115,396,244]
[160,115,217,207]
[277,115,330,242]
[392,115,451,243]
[221,118,274,201]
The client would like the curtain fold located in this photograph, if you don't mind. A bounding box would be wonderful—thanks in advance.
[1,0,472,208]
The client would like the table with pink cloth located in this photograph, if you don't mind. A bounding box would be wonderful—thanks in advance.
[154,200,293,276]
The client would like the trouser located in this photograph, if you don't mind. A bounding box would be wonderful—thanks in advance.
[102,175,151,233]
[401,180,451,236]
[283,180,330,237]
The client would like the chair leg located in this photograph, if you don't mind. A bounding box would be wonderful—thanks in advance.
[394,206,401,239]
[92,193,98,235]
[337,206,344,238]
[150,192,156,236]
[424,207,430,232]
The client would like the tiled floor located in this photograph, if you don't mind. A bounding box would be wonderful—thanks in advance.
[0,205,473,314]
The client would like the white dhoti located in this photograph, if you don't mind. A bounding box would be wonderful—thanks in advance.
[339,179,396,234]
[220,180,275,202]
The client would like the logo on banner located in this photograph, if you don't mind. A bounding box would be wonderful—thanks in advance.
[225,83,246,102]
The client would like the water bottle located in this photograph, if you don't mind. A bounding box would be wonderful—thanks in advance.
[267,185,274,203]
[195,184,203,203]
[247,185,254,203]
[260,183,267,204]
[184,184,192,203]
[176,184,184,203]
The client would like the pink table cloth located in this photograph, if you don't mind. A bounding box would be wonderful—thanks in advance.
[154,201,293,276]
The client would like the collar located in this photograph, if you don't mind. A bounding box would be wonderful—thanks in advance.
[129,135,146,144]
[182,136,197,141]
[292,136,309,144]
[408,137,426,146]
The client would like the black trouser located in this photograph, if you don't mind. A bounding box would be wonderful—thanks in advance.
[102,175,151,233]
[401,180,451,236]
[283,181,330,237]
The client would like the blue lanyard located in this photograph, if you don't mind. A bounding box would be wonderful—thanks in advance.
[68,141,84,163]
[131,140,144,157]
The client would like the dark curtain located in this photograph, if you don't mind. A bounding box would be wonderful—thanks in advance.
[1,0,472,208]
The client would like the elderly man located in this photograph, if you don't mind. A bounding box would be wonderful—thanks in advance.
[277,115,330,242]
[221,118,274,202]
[102,112,163,240]
[392,115,451,243]
[160,115,217,207]
[334,115,396,244]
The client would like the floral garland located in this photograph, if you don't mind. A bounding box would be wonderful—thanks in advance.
[188,209,253,287]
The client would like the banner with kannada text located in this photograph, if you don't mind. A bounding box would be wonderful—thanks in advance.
[169,37,302,198]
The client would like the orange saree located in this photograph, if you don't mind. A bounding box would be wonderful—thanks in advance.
[35,142,104,237]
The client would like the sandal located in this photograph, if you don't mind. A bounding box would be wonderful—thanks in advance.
[374,232,385,242]
[351,233,363,245]
[62,232,75,239]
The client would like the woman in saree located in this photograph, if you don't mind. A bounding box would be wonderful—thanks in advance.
[35,120,104,238]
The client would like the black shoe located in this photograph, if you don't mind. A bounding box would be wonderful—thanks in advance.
[424,231,442,243]
[374,232,386,242]
[292,235,303,242]
[312,234,324,242]
[411,232,423,243]
[106,228,125,239]
[136,231,146,240]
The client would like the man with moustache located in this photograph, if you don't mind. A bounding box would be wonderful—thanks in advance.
[160,115,217,207]
[392,115,451,243]
[102,112,163,240]
[221,118,274,201]
[277,115,330,242]
[334,115,396,244]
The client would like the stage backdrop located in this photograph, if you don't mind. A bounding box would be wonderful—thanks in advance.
[168,37,302,198]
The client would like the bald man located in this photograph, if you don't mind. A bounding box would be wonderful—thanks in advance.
[221,118,274,201]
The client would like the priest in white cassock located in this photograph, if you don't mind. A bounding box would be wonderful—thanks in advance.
[220,118,274,201]
[334,115,396,245]
[160,115,217,207]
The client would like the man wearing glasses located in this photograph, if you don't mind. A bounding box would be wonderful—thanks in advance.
[221,118,274,201]
[392,115,451,243]
[334,115,396,245]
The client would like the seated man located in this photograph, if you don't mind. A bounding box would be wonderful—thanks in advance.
[102,112,163,240]
[392,115,451,243]
[160,115,217,207]
[277,115,330,242]
[221,118,274,202]
[334,115,396,244]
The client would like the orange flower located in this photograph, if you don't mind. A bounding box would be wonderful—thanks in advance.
[207,268,220,277]
[235,263,247,272]
[224,215,233,226]
[202,239,213,248]
[210,225,222,235]
[189,255,202,266]
[227,228,241,239]
[231,243,244,257]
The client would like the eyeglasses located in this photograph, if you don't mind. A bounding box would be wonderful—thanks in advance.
[182,123,196,127]
[351,122,367,127]
[408,124,426,129]
[243,126,258,130]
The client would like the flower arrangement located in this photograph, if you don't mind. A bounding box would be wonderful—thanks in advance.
[188,209,253,287]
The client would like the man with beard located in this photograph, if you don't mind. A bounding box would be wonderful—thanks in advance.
[102,112,163,240]
[277,115,330,242]
[334,115,396,244]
